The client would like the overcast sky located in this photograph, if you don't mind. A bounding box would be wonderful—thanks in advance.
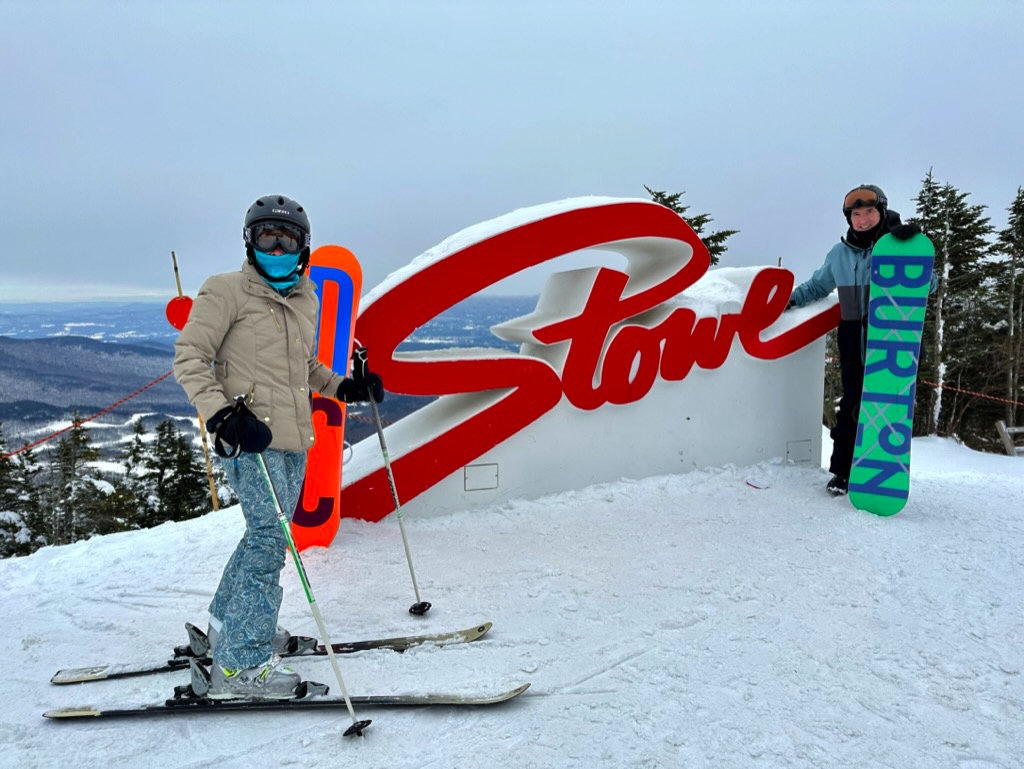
[3,0,1022,302]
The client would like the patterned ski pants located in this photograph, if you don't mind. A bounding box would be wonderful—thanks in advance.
[209,449,306,670]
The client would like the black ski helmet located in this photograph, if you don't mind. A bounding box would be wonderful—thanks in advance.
[243,194,312,269]
[842,184,888,223]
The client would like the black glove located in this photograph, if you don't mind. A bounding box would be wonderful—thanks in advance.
[890,223,922,241]
[207,399,273,458]
[336,346,384,403]
[786,299,798,310]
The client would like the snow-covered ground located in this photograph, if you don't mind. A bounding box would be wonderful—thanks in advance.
[3,433,1022,769]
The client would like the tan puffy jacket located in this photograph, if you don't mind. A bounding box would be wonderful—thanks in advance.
[173,261,344,452]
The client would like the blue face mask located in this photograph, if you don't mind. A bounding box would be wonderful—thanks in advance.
[253,250,302,293]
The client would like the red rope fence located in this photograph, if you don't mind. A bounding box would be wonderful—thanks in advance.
[919,380,1024,407]
[1,371,175,460]
[1,371,395,460]
[2,367,1021,462]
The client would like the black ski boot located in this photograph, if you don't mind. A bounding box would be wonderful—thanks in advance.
[826,475,849,496]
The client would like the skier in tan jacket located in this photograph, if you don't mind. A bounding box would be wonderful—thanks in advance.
[173,194,382,699]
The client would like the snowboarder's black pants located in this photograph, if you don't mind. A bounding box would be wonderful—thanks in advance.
[829,319,866,479]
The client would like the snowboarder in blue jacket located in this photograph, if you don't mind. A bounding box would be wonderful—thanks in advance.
[787,184,930,496]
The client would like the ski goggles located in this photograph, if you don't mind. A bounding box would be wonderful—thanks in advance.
[842,188,879,214]
[248,221,306,254]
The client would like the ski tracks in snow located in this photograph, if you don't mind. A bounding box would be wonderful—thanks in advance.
[4,439,1023,768]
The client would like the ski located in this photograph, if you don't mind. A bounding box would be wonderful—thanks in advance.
[43,683,530,719]
[51,621,492,685]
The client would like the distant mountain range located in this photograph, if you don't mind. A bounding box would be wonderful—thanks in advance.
[0,302,179,349]
[0,335,187,425]
[0,297,536,449]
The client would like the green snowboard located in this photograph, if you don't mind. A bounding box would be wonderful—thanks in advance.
[848,232,935,516]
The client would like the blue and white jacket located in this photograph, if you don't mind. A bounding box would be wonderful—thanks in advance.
[790,214,937,322]
[789,238,876,322]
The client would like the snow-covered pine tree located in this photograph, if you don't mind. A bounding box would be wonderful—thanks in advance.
[163,423,212,522]
[6,441,46,556]
[114,419,151,529]
[142,419,211,525]
[42,414,101,545]
[0,424,26,557]
[140,420,178,527]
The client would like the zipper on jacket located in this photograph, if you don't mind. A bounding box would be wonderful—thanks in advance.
[859,249,869,365]
[269,306,283,333]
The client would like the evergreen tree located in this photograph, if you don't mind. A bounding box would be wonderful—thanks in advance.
[908,172,995,443]
[48,414,104,544]
[164,426,212,522]
[0,424,27,557]
[67,473,120,539]
[645,186,738,265]
[80,479,140,536]
[932,187,995,442]
[118,420,151,529]
[911,171,947,435]
[142,420,211,525]
[0,424,18,511]
[994,187,1024,428]
[140,420,178,527]
[124,420,148,481]
[10,442,46,555]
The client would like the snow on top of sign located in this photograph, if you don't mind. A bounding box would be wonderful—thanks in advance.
[674,265,838,336]
[361,196,650,308]
[670,266,753,314]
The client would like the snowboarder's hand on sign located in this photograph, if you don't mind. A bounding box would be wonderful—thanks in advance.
[890,223,922,241]
[336,346,385,404]
[207,398,273,458]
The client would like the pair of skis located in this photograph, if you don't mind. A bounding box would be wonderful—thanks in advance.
[45,620,530,720]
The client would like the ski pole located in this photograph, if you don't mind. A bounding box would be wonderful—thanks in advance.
[255,453,371,737]
[369,399,432,616]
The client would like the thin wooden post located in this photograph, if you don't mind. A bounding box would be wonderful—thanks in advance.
[172,251,219,510]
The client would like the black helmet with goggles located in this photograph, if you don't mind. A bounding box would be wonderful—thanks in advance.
[242,196,307,250]
[842,185,888,218]
[243,194,312,272]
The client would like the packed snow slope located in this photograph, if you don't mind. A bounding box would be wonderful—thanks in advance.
[3,434,1022,769]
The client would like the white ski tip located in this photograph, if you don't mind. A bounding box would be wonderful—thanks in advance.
[44,707,102,718]
[51,666,109,684]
